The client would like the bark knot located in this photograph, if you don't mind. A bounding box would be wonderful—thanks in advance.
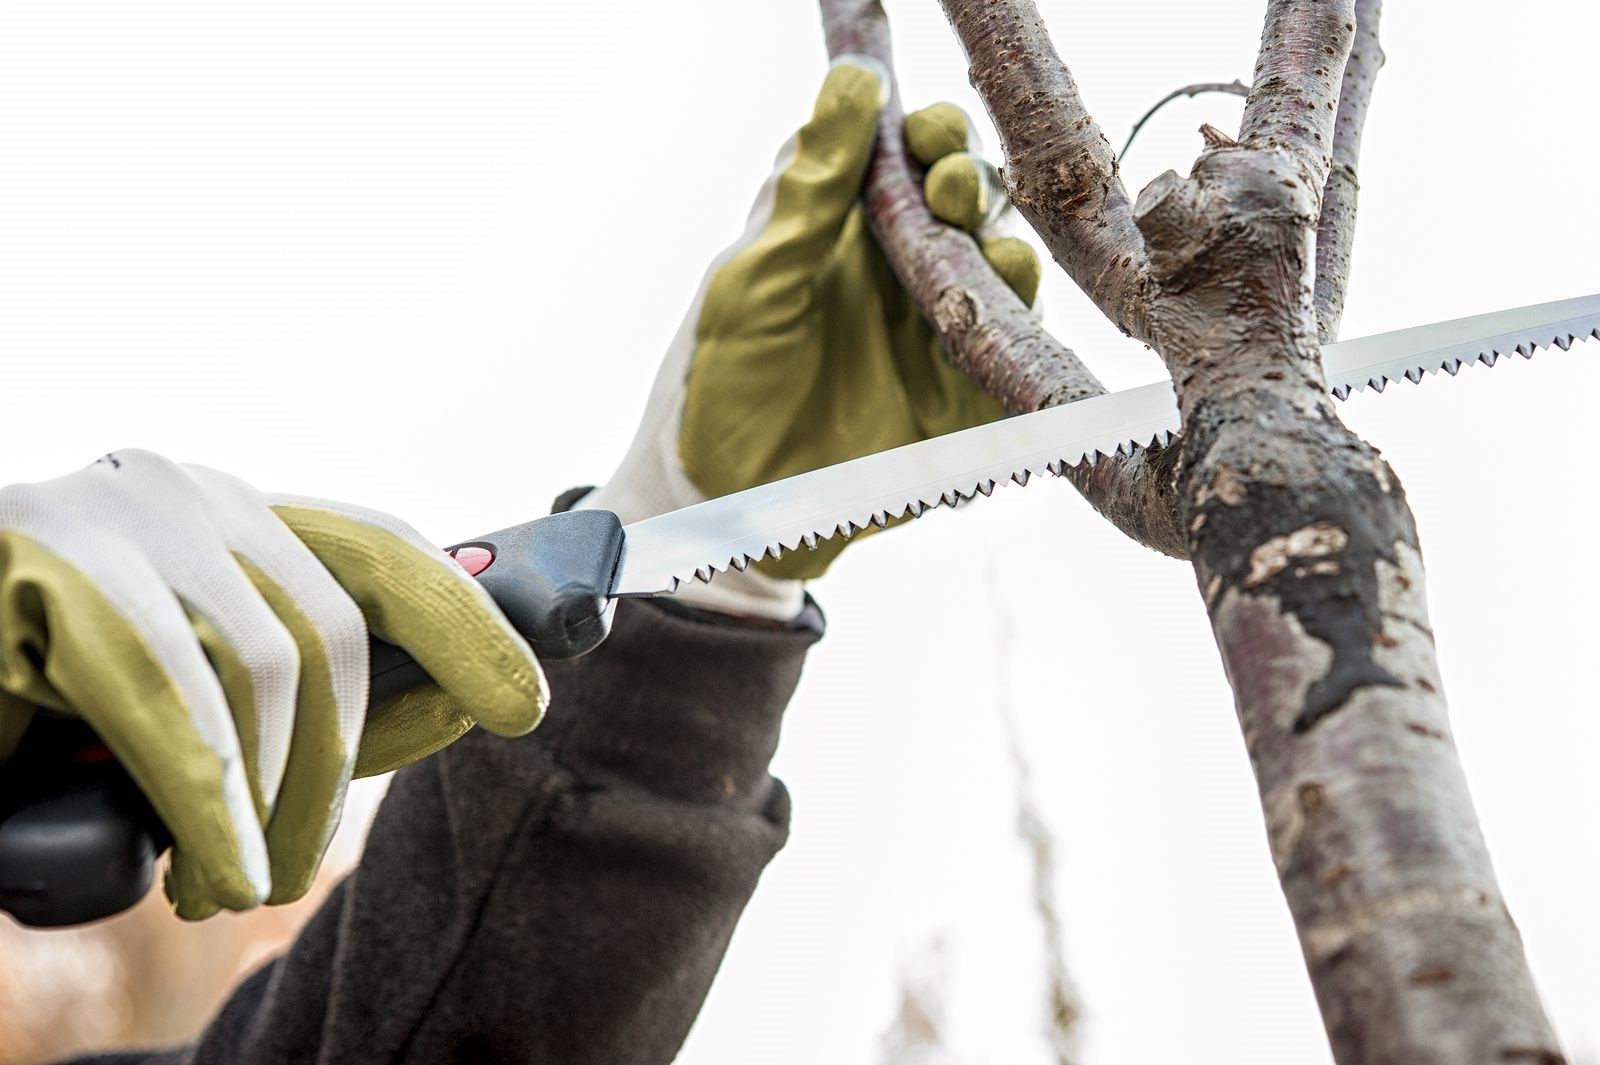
[933,286,979,334]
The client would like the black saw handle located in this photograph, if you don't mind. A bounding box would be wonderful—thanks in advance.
[0,509,624,928]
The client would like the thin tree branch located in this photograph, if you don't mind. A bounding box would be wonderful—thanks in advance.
[822,0,1090,411]
[939,0,1154,344]
[1238,0,1349,166]
[1120,80,1248,159]
[1314,0,1385,342]
[818,0,1186,558]
[943,0,1566,1059]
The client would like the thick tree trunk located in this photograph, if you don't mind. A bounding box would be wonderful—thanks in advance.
[1138,156,1561,1061]
[935,0,1566,1060]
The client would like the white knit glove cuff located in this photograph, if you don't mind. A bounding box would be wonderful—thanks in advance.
[576,186,807,623]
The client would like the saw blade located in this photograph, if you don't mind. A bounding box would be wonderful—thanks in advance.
[613,293,1600,595]
[1323,292,1600,399]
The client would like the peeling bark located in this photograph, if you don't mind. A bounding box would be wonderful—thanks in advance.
[938,0,1565,1059]
[819,0,1186,558]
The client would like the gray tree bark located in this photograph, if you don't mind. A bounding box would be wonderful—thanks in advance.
[1135,66,1561,1064]
[1314,0,1384,342]
[834,0,1565,1060]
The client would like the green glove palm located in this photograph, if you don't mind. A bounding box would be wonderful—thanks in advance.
[586,62,1039,593]
[684,63,1037,579]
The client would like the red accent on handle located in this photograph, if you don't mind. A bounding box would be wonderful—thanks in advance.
[451,545,494,577]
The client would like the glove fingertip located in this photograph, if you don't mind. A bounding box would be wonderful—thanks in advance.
[164,849,263,921]
[812,59,888,147]
[982,236,1043,307]
[353,684,475,778]
[925,154,988,232]
[904,102,970,165]
[470,651,549,738]
[828,54,891,108]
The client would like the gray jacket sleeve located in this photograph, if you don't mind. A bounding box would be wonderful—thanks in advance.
[74,594,821,1065]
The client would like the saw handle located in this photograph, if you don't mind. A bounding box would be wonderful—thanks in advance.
[0,509,624,928]
[370,508,625,699]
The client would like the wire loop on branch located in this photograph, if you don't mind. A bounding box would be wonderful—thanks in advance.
[1119,80,1248,159]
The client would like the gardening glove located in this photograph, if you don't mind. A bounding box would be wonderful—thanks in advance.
[582,58,1041,617]
[0,449,545,918]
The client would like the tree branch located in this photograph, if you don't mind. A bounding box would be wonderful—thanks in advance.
[1313,0,1384,342]
[939,0,1154,343]
[1239,0,1350,172]
[818,0,1185,558]
[942,0,1566,1059]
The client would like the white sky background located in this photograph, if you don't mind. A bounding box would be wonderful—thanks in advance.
[0,1,1596,1062]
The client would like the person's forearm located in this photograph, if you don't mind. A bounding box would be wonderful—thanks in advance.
[73,594,819,1065]
[440,595,820,1062]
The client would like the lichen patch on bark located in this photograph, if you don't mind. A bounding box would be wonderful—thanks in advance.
[1245,521,1350,587]
[1195,463,1247,507]
[1212,587,1334,739]
[1180,394,1410,732]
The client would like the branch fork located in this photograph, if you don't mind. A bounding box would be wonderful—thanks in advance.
[821,0,1569,1059]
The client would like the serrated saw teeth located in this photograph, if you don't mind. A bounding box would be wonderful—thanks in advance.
[1331,302,1600,400]
[614,294,1599,597]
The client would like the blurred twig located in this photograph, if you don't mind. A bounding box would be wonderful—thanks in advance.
[986,557,1082,1065]
[880,939,957,1065]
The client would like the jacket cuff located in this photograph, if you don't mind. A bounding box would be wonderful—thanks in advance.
[534,594,820,812]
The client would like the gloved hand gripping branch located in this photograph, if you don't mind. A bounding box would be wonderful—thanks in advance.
[582,59,1040,615]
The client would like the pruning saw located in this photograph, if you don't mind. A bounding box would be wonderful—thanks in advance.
[2,291,1596,927]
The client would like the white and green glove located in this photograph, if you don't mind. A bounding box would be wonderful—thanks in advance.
[582,59,1040,617]
[0,449,545,918]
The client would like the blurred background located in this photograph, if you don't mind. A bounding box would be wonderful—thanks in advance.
[0,1,1595,1062]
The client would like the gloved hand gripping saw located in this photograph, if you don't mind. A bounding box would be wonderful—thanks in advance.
[0,506,623,927]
